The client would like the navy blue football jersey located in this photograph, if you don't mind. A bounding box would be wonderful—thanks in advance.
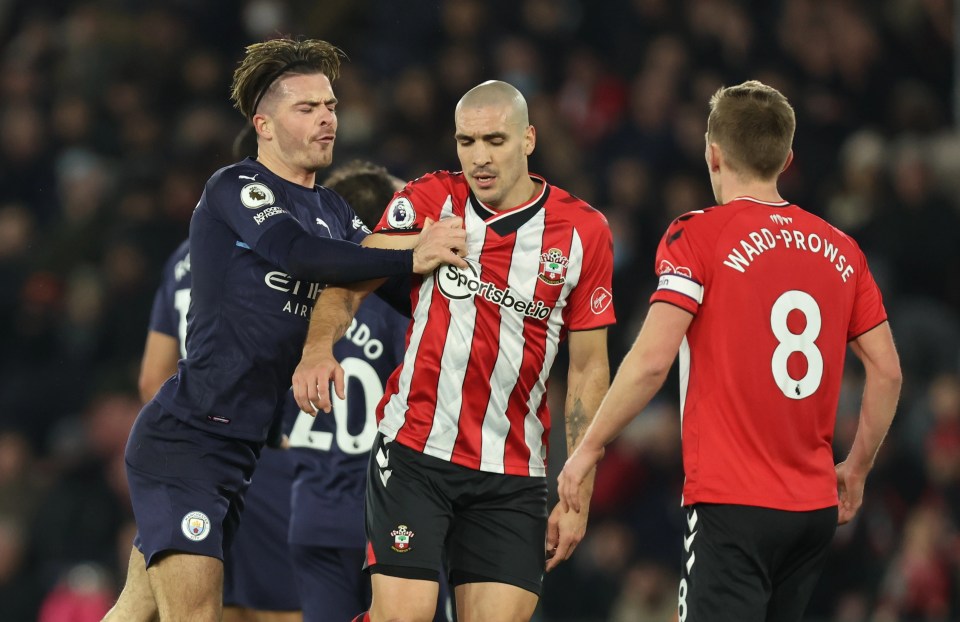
[148,239,191,357]
[150,238,299,606]
[154,157,368,441]
[287,294,408,548]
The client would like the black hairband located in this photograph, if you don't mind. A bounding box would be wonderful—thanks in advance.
[250,59,313,119]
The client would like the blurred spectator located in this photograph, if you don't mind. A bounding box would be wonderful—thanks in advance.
[608,561,677,622]
[36,563,113,622]
[29,392,138,589]
[0,515,44,622]
[874,501,954,620]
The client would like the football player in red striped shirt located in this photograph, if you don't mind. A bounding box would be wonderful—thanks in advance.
[294,80,616,622]
[558,80,902,622]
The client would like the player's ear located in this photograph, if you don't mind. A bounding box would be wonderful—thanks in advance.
[707,142,722,173]
[524,125,536,157]
[253,114,272,140]
[781,149,794,174]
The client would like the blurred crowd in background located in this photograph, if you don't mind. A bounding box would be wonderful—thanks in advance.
[0,0,958,620]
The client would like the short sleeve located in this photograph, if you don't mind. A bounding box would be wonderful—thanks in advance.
[149,243,187,337]
[565,214,616,330]
[148,271,176,337]
[848,251,888,340]
[374,173,450,235]
[649,215,708,315]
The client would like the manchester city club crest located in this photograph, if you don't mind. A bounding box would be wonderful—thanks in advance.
[538,248,569,285]
[390,524,414,553]
[181,511,211,542]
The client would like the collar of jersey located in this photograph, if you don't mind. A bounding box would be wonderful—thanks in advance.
[245,157,317,194]
[468,174,550,236]
[731,195,790,207]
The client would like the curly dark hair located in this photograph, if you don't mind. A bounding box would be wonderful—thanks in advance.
[230,38,346,121]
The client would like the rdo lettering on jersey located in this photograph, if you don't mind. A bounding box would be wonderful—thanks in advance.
[344,318,385,360]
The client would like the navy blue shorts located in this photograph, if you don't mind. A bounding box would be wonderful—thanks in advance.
[125,400,259,566]
[290,544,452,622]
[290,544,369,622]
[223,447,300,611]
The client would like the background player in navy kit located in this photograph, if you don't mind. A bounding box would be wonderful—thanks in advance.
[287,160,450,622]
[294,81,616,622]
[558,80,903,622]
[137,234,301,622]
[105,39,467,622]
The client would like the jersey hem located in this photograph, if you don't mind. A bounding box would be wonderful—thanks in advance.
[649,299,697,316]
[847,318,888,342]
[381,426,547,478]
[682,492,839,512]
[567,321,616,332]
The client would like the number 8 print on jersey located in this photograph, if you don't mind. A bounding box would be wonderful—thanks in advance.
[650,197,888,511]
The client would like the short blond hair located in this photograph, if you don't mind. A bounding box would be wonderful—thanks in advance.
[707,80,795,180]
[230,38,345,121]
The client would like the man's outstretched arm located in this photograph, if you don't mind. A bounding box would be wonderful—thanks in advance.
[557,302,692,513]
[293,218,467,414]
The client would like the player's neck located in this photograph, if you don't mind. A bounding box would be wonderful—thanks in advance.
[493,176,540,212]
[719,177,783,205]
[255,152,316,189]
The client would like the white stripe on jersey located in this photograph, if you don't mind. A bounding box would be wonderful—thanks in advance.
[423,201,488,459]
[380,195,455,445]
[478,205,545,472]
[678,335,690,431]
[678,335,691,506]
[522,225,585,475]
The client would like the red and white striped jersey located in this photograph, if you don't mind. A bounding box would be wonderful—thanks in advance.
[373,171,615,477]
[651,197,887,511]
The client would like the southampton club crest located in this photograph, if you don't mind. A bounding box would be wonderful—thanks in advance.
[391,524,414,553]
[538,248,569,285]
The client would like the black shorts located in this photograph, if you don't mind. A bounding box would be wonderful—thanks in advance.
[365,433,548,595]
[679,503,837,622]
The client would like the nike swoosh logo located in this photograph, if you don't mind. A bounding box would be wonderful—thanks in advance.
[239,174,259,181]
[684,530,698,552]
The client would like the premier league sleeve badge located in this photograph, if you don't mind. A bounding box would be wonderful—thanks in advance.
[386,197,417,229]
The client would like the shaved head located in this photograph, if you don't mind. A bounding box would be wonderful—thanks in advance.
[456,80,529,127]
[454,80,537,210]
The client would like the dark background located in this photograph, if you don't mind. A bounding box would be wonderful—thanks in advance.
[0,1,958,620]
